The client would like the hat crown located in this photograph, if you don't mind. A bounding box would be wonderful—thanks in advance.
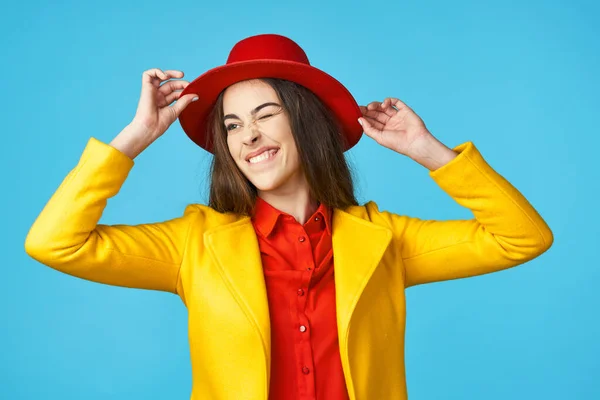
[227,34,310,65]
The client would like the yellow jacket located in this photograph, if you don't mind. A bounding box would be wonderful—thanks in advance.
[25,138,553,400]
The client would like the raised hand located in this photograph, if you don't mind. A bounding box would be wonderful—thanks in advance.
[110,69,198,159]
[358,97,457,170]
[131,69,198,141]
[359,97,434,157]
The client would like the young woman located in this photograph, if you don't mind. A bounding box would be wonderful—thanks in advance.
[25,34,553,400]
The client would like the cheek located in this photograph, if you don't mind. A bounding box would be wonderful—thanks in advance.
[226,136,238,158]
[285,135,300,163]
[227,137,250,174]
[269,120,297,156]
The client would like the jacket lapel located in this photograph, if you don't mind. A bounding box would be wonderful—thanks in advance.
[203,208,392,393]
[331,209,393,348]
[204,218,271,368]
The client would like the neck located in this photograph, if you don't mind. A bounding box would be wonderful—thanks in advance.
[257,177,318,225]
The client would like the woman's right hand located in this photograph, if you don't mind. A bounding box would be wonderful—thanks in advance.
[110,68,198,159]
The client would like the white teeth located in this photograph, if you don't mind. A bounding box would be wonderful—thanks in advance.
[249,149,278,164]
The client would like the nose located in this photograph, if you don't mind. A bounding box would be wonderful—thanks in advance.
[242,122,260,145]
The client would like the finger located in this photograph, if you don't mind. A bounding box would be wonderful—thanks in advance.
[362,116,385,131]
[358,117,382,143]
[166,93,199,121]
[142,68,169,88]
[138,69,170,112]
[161,83,192,106]
[164,70,184,79]
[161,90,184,107]
[386,97,413,113]
[366,101,382,111]
[360,106,390,125]
[366,100,395,119]
[379,98,398,118]
[159,80,190,95]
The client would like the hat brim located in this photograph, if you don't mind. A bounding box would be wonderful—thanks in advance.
[178,59,363,153]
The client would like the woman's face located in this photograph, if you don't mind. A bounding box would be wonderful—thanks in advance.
[223,79,304,194]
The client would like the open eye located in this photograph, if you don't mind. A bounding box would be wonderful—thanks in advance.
[226,123,239,131]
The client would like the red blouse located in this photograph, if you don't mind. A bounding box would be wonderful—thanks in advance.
[251,197,349,400]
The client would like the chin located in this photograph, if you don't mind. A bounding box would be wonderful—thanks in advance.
[252,179,284,193]
[242,166,299,194]
[247,171,293,193]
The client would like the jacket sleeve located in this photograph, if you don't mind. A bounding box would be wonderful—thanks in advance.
[24,137,197,295]
[376,141,553,288]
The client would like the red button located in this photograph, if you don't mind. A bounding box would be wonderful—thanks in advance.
[297,289,305,296]
[299,236,306,242]
[302,366,310,374]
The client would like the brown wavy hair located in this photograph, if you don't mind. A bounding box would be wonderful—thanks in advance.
[207,78,358,216]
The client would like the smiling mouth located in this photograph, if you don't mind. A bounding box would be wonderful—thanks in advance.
[248,149,279,164]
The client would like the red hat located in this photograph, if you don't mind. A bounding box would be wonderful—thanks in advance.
[178,34,363,153]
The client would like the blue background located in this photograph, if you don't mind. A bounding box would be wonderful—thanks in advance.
[2,0,598,398]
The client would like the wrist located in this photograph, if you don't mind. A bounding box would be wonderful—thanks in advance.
[407,136,457,171]
[109,123,152,160]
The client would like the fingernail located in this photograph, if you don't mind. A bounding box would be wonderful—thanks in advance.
[192,96,199,102]
[358,118,363,125]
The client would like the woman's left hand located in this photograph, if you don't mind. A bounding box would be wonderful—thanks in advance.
[359,98,434,158]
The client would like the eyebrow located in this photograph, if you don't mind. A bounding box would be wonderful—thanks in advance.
[223,102,281,121]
